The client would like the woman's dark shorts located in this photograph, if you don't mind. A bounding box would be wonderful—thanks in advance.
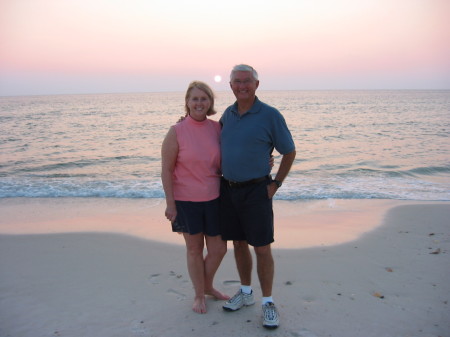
[219,177,274,247]
[172,197,221,236]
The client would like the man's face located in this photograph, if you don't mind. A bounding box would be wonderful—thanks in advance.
[230,71,259,101]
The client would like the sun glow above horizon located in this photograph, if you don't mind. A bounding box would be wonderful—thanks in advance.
[0,0,449,95]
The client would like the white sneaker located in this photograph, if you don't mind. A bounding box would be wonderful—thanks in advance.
[222,290,255,311]
[262,302,280,329]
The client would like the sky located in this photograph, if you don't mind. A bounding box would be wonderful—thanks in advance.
[1,0,449,96]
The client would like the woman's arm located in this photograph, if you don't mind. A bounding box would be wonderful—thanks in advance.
[161,126,179,222]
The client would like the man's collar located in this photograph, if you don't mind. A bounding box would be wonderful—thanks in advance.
[231,96,261,115]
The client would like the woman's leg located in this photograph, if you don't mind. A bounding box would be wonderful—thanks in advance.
[204,235,229,300]
[183,233,207,313]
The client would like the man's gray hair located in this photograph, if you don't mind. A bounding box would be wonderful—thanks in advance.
[230,64,259,81]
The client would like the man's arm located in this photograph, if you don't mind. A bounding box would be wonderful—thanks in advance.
[267,150,296,199]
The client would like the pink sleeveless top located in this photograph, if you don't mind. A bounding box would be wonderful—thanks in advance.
[172,115,221,201]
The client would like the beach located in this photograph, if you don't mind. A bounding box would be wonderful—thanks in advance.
[0,198,449,337]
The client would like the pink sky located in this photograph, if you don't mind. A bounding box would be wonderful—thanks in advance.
[1,0,449,95]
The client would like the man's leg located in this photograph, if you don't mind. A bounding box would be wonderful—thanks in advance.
[233,240,252,286]
[254,244,274,297]
[222,240,255,311]
[255,243,279,329]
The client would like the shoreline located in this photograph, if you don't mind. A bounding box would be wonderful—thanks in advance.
[1,197,446,249]
[0,199,448,336]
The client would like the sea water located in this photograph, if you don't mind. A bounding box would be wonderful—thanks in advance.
[1,90,449,201]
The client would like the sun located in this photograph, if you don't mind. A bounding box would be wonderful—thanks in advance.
[214,75,222,83]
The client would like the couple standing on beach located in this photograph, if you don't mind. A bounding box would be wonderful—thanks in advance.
[161,64,296,329]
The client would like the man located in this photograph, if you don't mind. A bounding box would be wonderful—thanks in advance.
[220,64,296,329]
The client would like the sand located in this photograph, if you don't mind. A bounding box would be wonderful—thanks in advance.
[0,198,449,337]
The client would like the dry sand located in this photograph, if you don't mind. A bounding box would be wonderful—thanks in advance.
[0,198,449,337]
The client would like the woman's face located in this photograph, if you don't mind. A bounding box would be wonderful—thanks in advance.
[187,87,211,121]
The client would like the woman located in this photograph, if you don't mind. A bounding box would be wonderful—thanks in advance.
[161,81,229,314]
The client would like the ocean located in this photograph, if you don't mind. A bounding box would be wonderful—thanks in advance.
[1,90,449,201]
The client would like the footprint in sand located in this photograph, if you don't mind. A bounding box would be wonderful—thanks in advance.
[223,280,240,286]
[167,288,187,301]
[169,270,183,279]
[302,295,316,303]
[130,320,150,336]
[168,270,190,288]
[149,273,160,285]
[290,328,319,337]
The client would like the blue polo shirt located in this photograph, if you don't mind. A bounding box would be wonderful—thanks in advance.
[220,97,295,182]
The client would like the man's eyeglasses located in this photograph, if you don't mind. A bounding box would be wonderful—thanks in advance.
[231,79,255,85]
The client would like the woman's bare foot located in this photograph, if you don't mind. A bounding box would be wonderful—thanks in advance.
[206,288,230,300]
[192,296,207,314]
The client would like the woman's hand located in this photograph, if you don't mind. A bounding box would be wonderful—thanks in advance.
[269,155,275,168]
[165,205,177,223]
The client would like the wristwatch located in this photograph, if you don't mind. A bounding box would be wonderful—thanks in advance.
[273,179,282,188]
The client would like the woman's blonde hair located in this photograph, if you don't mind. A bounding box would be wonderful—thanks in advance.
[184,81,217,117]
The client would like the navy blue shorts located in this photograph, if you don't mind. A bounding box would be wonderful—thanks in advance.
[219,177,274,247]
[172,198,221,236]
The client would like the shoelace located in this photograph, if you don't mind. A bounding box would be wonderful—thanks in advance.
[229,292,241,303]
[264,304,278,319]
